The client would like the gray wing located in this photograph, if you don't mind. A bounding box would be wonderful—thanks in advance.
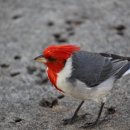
[69,51,130,87]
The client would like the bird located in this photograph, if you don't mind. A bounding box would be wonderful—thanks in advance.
[34,44,130,128]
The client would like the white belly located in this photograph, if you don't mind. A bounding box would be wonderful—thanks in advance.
[56,57,115,102]
[57,76,114,102]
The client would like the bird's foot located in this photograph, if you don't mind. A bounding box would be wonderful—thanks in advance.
[63,113,88,125]
[63,117,76,125]
[81,121,98,128]
[81,115,111,128]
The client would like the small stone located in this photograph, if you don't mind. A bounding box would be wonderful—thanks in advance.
[107,107,116,114]
[56,37,68,43]
[117,31,124,36]
[53,33,61,39]
[57,95,64,99]
[111,24,126,36]
[0,64,9,68]
[27,66,37,75]
[10,72,20,77]
[65,20,72,25]
[114,25,126,31]
[39,97,58,108]
[65,19,83,26]
[12,14,22,20]
[35,78,48,85]
[68,31,75,36]
[14,55,21,60]
[14,117,22,123]
[40,68,45,73]
[47,21,54,27]
[66,26,74,32]
[35,72,48,85]
[53,33,68,43]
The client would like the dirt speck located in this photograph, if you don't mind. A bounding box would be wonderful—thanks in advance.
[0,63,10,68]
[10,72,20,77]
[14,117,23,123]
[107,107,116,115]
[27,66,37,75]
[47,21,54,27]
[14,55,21,60]
[39,97,58,108]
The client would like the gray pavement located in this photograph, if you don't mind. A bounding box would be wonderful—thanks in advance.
[0,0,130,130]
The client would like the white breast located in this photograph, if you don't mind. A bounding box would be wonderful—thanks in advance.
[56,57,115,102]
[56,57,73,93]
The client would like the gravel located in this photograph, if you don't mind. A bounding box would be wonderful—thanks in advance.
[0,0,130,130]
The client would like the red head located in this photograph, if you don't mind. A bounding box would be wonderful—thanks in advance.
[35,44,80,73]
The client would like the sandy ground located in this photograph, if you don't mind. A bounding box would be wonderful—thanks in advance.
[0,0,130,130]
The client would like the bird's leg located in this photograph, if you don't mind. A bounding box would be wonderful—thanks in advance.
[82,102,105,128]
[63,101,85,125]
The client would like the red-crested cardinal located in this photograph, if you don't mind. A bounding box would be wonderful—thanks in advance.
[34,44,130,128]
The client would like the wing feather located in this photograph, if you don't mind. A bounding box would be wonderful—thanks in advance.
[69,51,130,87]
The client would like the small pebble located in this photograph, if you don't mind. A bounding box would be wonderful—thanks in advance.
[14,55,21,60]
[14,117,22,123]
[68,31,75,36]
[39,97,58,108]
[107,107,116,114]
[47,21,54,27]
[65,19,83,26]
[53,33,61,39]
[66,26,74,32]
[114,25,126,31]
[57,95,64,99]
[27,66,37,75]
[0,64,9,68]
[56,37,68,43]
[10,72,20,77]
[111,24,126,36]
[35,72,48,85]
[12,14,22,20]
[53,33,68,43]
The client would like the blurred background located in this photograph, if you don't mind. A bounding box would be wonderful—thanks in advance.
[0,0,130,130]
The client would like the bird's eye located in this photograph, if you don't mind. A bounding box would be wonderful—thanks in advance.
[47,57,56,62]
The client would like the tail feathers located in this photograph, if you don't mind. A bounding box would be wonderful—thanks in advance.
[100,53,130,77]
[115,62,130,78]
[123,68,130,76]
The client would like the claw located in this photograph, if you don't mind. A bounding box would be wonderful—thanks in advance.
[63,113,89,125]
[81,122,97,128]
[63,118,75,125]
[81,116,110,128]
